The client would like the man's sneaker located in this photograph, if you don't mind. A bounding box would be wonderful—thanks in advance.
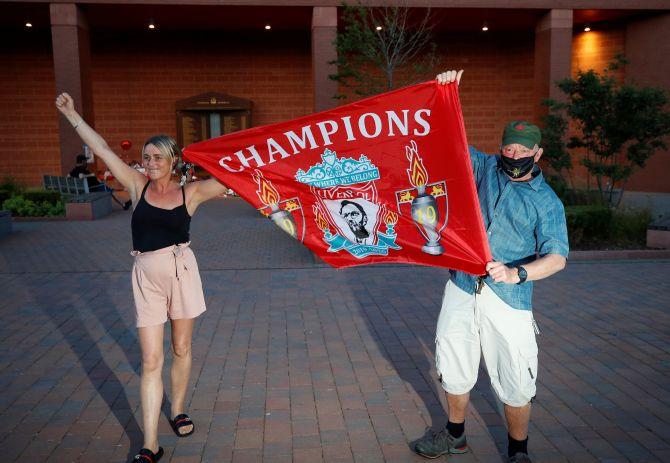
[413,428,469,459]
[508,452,532,463]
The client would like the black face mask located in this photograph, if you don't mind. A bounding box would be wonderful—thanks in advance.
[499,155,535,179]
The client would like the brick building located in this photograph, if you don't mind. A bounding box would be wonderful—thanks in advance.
[1,1,668,208]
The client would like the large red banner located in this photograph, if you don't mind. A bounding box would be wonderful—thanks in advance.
[183,81,491,274]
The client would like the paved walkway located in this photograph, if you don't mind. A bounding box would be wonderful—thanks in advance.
[1,199,669,463]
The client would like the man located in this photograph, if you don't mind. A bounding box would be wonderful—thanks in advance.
[69,154,95,180]
[340,200,370,244]
[413,70,569,463]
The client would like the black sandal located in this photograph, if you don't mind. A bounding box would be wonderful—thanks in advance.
[170,413,195,437]
[132,447,164,462]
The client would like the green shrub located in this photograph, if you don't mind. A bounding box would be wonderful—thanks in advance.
[0,188,11,206]
[566,205,651,249]
[564,189,603,206]
[609,209,652,248]
[0,177,25,196]
[545,176,603,206]
[46,200,65,216]
[566,205,612,248]
[24,189,62,205]
[2,196,65,217]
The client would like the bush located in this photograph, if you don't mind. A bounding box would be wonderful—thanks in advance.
[0,177,25,196]
[566,205,651,249]
[2,196,65,217]
[609,209,652,248]
[0,177,29,210]
[545,176,603,206]
[23,189,62,205]
[566,205,612,248]
[0,188,11,206]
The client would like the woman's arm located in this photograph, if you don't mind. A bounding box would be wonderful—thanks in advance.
[186,178,229,215]
[55,93,146,197]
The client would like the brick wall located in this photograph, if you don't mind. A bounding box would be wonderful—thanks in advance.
[336,30,536,155]
[625,13,670,194]
[437,31,536,154]
[566,28,627,189]
[570,25,670,194]
[0,30,60,187]
[4,21,667,195]
[90,29,313,167]
[572,27,626,78]
[5,27,535,186]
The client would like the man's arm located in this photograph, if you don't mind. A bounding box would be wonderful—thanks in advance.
[486,255,566,284]
[488,195,569,283]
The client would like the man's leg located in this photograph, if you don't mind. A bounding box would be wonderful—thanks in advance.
[478,285,537,462]
[447,391,469,423]
[505,403,531,440]
[444,391,469,443]
[506,403,531,460]
[414,281,478,458]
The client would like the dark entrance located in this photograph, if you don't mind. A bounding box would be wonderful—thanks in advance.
[176,92,253,148]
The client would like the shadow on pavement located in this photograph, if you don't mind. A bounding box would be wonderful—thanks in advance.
[345,266,509,460]
[31,274,145,462]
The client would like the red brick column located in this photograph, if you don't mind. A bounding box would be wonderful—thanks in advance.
[50,3,94,175]
[312,7,338,113]
[533,9,573,120]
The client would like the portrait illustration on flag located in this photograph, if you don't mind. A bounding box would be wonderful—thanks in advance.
[183,81,491,275]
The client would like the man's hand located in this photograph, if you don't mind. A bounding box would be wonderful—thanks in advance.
[486,261,519,284]
[436,70,463,86]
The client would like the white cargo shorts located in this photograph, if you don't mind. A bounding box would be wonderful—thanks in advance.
[435,280,538,407]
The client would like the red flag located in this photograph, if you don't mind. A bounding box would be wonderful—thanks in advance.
[183,81,491,274]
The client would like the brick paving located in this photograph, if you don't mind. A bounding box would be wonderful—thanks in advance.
[0,198,669,463]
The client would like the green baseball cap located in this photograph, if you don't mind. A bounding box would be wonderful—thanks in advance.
[502,120,541,149]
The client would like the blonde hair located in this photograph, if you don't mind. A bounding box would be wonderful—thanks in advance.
[142,135,182,166]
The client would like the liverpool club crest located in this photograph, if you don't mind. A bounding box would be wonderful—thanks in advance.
[296,149,401,258]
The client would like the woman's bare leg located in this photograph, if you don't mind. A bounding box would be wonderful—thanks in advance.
[138,324,165,452]
[169,318,195,435]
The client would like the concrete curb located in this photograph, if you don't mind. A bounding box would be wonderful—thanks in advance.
[12,216,67,222]
[570,249,670,261]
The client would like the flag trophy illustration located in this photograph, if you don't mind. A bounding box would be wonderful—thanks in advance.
[313,203,331,238]
[405,140,446,255]
[378,208,401,250]
[252,169,298,239]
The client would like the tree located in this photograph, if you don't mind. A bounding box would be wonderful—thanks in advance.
[540,109,572,187]
[330,3,438,99]
[544,55,670,207]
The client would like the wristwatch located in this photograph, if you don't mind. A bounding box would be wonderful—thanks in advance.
[516,266,528,284]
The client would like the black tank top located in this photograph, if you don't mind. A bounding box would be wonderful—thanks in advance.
[131,181,191,252]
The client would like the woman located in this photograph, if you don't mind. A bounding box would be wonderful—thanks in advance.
[56,93,227,463]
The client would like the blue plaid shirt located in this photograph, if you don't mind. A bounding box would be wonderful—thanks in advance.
[450,146,569,310]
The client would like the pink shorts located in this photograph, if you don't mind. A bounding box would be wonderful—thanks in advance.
[131,242,206,327]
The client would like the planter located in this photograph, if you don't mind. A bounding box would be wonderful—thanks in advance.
[65,192,112,221]
[0,210,11,236]
[647,217,670,249]
[12,216,67,222]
